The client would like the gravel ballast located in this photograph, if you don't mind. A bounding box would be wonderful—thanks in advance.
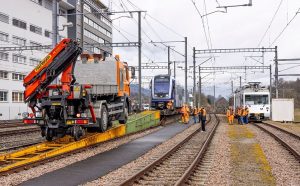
[250,124,300,185]
[85,123,200,185]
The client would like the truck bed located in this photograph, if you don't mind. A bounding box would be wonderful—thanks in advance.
[74,60,118,95]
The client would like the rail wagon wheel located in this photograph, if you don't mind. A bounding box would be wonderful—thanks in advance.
[119,102,128,124]
[98,105,108,132]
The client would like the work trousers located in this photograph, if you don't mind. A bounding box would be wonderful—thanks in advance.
[238,116,244,125]
[193,115,198,123]
[201,119,206,131]
[243,116,248,124]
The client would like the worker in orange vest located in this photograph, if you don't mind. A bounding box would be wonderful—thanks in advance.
[226,107,234,125]
[184,105,190,124]
[243,106,249,124]
[192,106,198,124]
[180,104,186,123]
[237,107,243,125]
[180,104,190,124]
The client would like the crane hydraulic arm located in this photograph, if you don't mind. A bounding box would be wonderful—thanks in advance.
[23,39,82,106]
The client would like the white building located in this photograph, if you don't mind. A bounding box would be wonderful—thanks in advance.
[0,0,73,120]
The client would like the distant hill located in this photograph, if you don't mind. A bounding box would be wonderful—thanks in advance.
[130,84,151,96]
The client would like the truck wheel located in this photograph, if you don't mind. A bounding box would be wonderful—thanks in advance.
[98,106,108,132]
[45,128,53,141]
[119,103,128,124]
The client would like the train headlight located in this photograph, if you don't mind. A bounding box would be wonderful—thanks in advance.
[166,94,169,97]
[35,111,42,118]
[22,112,29,118]
[154,94,158,97]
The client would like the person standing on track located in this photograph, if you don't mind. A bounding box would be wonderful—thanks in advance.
[180,104,190,124]
[237,107,244,125]
[243,106,249,124]
[200,107,207,131]
[226,107,234,125]
[192,106,198,124]
[198,107,202,124]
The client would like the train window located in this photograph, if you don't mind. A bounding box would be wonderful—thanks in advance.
[154,76,170,94]
[245,95,269,105]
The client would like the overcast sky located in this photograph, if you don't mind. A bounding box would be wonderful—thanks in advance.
[102,0,300,98]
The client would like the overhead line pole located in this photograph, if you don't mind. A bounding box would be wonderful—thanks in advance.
[80,0,84,49]
[270,65,272,119]
[198,66,201,107]
[168,46,171,75]
[138,11,142,111]
[274,46,279,98]
[193,47,196,107]
[185,37,188,104]
[52,0,58,48]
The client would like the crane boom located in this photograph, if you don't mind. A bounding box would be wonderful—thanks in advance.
[23,39,82,104]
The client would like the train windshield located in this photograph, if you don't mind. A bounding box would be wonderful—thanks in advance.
[245,94,269,105]
[154,76,170,94]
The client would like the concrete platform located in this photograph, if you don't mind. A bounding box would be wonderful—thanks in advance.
[21,122,191,186]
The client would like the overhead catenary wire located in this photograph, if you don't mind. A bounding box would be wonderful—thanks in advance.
[190,0,211,49]
[270,8,300,47]
[257,0,284,47]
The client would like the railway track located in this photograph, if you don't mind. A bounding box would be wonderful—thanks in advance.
[254,122,300,161]
[119,114,220,186]
[0,127,40,137]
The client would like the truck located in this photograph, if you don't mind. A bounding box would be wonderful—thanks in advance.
[23,39,135,141]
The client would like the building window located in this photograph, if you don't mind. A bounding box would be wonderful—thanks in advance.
[12,54,26,64]
[0,91,8,102]
[84,29,105,43]
[45,30,52,38]
[12,36,26,46]
[0,71,8,79]
[12,18,27,30]
[83,4,91,12]
[12,73,26,81]
[30,24,42,35]
[0,32,9,42]
[30,41,43,50]
[0,52,8,61]
[0,12,9,24]
[31,0,43,5]
[12,92,24,102]
[84,16,112,38]
[29,58,40,66]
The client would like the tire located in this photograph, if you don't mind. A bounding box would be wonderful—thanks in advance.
[45,128,53,142]
[119,103,128,124]
[98,105,108,132]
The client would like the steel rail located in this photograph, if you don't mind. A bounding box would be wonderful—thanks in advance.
[175,114,220,185]
[254,123,300,161]
[262,122,300,140]
[119,114,215,186]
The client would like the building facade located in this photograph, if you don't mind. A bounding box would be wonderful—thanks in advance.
[0,0,73,120]
[67,0,112,56]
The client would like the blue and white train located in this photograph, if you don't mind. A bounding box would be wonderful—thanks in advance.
[150,74,183,110]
